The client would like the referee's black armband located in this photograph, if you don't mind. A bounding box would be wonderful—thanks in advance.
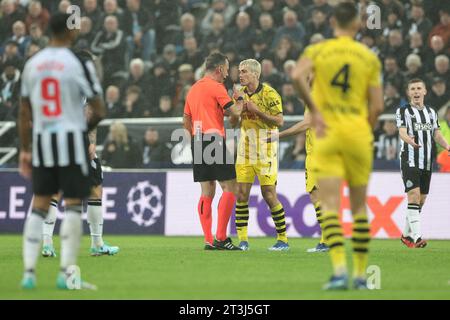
[223,101,234,110]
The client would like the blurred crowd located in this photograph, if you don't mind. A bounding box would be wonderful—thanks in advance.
[0,0,449,169]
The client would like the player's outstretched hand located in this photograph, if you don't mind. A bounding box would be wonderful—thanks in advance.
[312,111,327,138]
[232,85,244,101]
[88,143,96,160]
[19,150,32,180]
[409,136,421,149]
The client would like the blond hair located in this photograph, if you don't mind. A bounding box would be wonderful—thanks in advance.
[110,121,128,146]
[239,59,261,79]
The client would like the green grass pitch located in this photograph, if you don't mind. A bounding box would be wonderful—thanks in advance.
[1,235,450,299]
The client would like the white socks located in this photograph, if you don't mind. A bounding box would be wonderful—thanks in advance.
[42,199,58,246]
[23,210,46,273]
[60,206,82,271]
[407,203,421,242]
[87,199,104,248]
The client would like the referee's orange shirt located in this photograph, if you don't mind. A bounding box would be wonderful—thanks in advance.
[184,76,233,137]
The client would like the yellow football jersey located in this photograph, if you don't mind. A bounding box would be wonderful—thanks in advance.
[238,83,283,161]
[302,36,382,135]
[304,109,314,155]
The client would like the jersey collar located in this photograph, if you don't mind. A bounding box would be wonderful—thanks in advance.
[244,83,263,97]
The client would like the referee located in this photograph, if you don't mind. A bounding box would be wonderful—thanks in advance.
[183,52,244,250]
[396,78,450,248]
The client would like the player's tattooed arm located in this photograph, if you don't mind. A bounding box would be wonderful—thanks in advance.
[86,96,106,132]
[245,101,284,127]
[279,112,312,139]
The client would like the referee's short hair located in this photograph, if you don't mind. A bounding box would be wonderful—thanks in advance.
[49,13,71,37]
[333,1,358,28]
[205,52,228,72]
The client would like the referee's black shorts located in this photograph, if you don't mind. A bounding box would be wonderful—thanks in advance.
[400,162,432,194]
[191,133,236,182]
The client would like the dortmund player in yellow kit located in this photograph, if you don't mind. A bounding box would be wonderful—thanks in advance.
[234,59,288,251]
[293,2,383,290]
[276,109,329,253]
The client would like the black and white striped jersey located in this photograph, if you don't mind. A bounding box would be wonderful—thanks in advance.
[20,47,102,175]
[396,104,440,171]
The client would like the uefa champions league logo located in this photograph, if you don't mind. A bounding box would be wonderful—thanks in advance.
[127,181,163,227]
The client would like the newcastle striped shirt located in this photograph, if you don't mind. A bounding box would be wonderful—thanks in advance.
[396,104,440,171]
[20,47,102,175]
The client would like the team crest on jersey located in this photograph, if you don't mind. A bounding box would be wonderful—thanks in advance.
[406,180,413,188]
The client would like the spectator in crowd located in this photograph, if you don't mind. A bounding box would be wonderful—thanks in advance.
[375,120,400,161]
[172,13,201,53]
[73,16,95,51]
[225,11,255,59]
[306,0,333,21]
[142,127,172,168]
[25,41,40,58]
[0,61,20,120]
[0,0,26,41]
[258,0,282,26]
[122,85,145,117]
[383,55,405,93]
[281,82,304,115]
[122,58,152,103]
[258,12,276,48]
[154,95,175,117]
[1,40,23,69]
[382,10,403,38]
[426,77,449,111]
[179,36,203,70]
[102,0,124,27]
[381,29,409,66]
[405,0,433,41]
[260,58,283,93]
[270,34,301,71]
[429,54,450,83]
[57,0,71,14]
[91,15,126,88]
[360,32,380,55]
[83,0,103,33]
[272,10,305,49]
[282,133,307,162]
[201,13,226,53]
[282,59,296,83]
[232,0,259,27]
[105,85,124,118]
[404,53,425,81]
[149,61,175,110]
[282,0,306,24]
[101,121,141,168]
[383,82,402,114]
[408,32,427,63]
[159,43,180,78]
[251,35,270,62]
[123,0,156,62]
[428,8,450,46]
[201,0,235,34]
[305,7,332,44]
[174,63,194,110]
[25,1,50,32]
[28,23,48,48]
[425,35,447,70]
[6,21,30,57]
[309,32,325,44]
